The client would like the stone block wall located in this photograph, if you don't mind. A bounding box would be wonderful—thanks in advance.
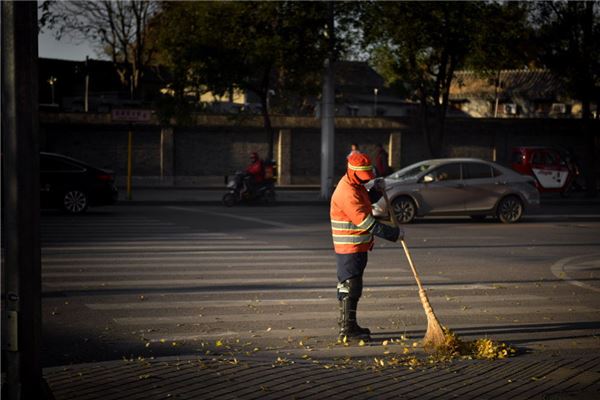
[41,113,599,187]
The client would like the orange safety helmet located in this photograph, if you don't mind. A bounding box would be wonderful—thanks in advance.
[347,152,375,185]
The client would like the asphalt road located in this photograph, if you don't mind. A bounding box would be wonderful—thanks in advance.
[41,203,600,368]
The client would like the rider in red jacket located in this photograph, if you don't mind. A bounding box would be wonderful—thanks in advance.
[246,152,265,184]
[241,152,264,196]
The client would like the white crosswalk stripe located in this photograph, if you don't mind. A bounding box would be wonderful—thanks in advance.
[42,213,598,349]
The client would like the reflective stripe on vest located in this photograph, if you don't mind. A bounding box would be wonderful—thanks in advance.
[332,233,373,245]
[331,215,376,231]
[331,214,375,247]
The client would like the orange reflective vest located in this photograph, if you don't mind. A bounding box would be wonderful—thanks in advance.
[330,174,376,254]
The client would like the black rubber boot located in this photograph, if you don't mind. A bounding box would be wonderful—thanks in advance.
[338,297,371,341]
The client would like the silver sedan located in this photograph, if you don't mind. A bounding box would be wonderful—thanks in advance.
[370,158,540,223]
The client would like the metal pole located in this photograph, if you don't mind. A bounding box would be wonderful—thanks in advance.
[320,1,335,200]
[493,70,501,118]
[1,1,45,399]
[373,88,378,116]
[50,79,55,104]
[84,56,89,112]
[127,127,133,200]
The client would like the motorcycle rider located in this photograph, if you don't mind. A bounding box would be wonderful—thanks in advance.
[330,152,403,342]
[242,152,265,197]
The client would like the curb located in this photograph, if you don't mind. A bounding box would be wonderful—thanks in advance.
[43,352,600,400]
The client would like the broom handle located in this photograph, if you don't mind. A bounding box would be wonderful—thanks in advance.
[381,189,426,292]
[400,240,425,292]
[381,188,439,323]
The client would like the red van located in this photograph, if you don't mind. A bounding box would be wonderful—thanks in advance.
[510,147,577,195]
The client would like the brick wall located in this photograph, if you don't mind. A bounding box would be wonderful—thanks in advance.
[41,113,599,187]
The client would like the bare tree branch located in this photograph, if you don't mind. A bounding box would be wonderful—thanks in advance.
[42,0,158,98]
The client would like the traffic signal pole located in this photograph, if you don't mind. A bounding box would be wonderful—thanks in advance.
[1,2,47,399]
[320,1,335,200]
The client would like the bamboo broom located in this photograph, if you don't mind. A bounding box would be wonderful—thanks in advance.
[381,190,446,349]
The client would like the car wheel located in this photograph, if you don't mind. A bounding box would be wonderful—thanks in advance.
[222,193,236,207]
[391,196,416,224]
[62,189,88,214]
[497,196,523,223]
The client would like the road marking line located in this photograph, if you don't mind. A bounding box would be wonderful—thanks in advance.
[41,261,336,268]
[41,244,290,251]
[139,319,600,343]
[43,267,409,277]
[42,275,449,287]
[43,240,262,247]
[527,214,600,219]
[40,250,329,261]
[47,284,495,295]
[85,294,545,310]
[42,232,232,237]
[551,253,600,293]
[42,255,334,264]
[166,206,296,229]
[113,306,598,325]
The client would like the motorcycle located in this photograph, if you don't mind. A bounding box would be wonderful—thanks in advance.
[222,171,276,207]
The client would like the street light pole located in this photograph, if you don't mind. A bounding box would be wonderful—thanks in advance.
[1,2,46,399]
[84,56,89,112]
[373,88,378,116]
[320,1,335,200]
[47,76,57,105]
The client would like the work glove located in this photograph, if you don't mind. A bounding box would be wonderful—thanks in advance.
[370,221,403,243]
[372,177,386,192]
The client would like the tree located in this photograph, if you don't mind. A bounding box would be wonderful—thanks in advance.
[362,2,529,158]
[153,1,330,159]
[464,2,533,117]
[466,2,533,73]
[40,0,159,99]
[362,2,481,157]
[532,1,600,196]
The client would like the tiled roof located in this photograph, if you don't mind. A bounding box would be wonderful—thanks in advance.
[450,69,564,101]
[334,61,385,94]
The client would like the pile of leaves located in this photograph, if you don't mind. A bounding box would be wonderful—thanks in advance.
[430,328,517,361]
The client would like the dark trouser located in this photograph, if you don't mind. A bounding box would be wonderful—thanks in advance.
[336,252,368,289]
[336,252,370,339]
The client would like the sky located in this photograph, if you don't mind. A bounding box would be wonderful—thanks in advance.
[38,29,98,61]
[37,1,101,62]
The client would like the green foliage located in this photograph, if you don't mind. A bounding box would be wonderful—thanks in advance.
[152,1,332,157]
[153,1,330,108]
[465,2,533,74]
[153,95,193,127]
[532,1,600,117]
[361,1,530,157]
[532,1,599,198]
[362,2,484,156]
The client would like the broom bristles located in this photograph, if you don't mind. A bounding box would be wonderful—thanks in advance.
[418,288,446,349]
[423,313,446,349]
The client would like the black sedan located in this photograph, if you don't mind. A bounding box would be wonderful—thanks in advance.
[40,152,118,214]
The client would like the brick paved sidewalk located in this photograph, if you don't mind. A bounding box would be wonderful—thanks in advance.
[44,352,600,400]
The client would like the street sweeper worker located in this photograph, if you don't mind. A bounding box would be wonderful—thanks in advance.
[330,152,404,341]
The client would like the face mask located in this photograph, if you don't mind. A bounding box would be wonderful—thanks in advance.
[351,171,370,184]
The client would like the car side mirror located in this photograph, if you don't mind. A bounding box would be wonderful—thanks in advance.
[423,174,434,183]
